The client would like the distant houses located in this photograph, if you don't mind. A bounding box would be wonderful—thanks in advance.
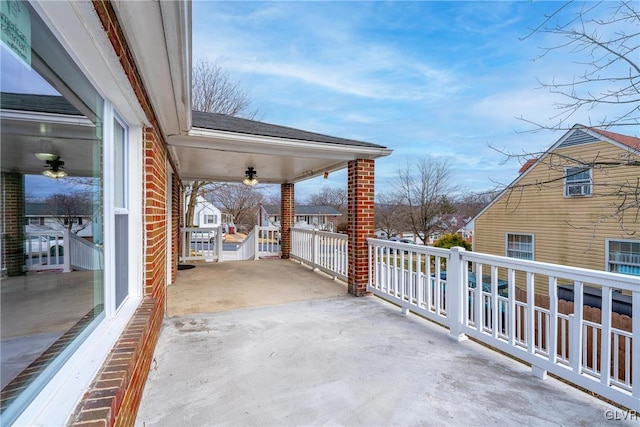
[25,202,94,239]
[192,195,222,228]
[262,205,342,232]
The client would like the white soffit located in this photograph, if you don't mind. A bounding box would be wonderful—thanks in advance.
[168,128,392,183]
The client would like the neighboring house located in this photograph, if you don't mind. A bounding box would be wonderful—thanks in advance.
[25,202,94,238]
[473,125,640,282]
[191,196,221,228]
[263,205,342,232]
[427,214,473,244]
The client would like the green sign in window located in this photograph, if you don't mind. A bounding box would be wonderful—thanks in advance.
[1,0,31,66]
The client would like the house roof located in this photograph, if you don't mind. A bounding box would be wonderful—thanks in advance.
[192,111,386,150]
[518,158,537,174]
[1,92,82,116]
[26,202,92,216]
[173,111,392,184]
[472,124,640,222]
[264,205,342,216]
[589,127,640,151]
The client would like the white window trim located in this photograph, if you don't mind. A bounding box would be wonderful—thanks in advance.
[114,112,130,212]
[605,238,640,275]
[564,167,592,197]
[505,233,535,260]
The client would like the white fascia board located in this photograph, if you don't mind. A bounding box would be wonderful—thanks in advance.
[160,0,192,133]
[182,128,393,160]
[1,109,95,127]
[113,1,191,138]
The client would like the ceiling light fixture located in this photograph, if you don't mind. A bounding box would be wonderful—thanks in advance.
[35,152,59,161]
[242,167,258,186]
[42,156,67,179]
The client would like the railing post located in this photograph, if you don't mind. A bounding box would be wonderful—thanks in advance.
[633,290,640,400]
[570,281,584,374]
[216,225,224,262]
[312,229,319,271]
[447,246,467,342]
[62,228,71,273]
[254,225,259,260]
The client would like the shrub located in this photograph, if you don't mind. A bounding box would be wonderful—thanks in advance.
[433,233,471,250]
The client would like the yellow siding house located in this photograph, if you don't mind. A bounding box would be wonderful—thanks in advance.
[474,124,640,283]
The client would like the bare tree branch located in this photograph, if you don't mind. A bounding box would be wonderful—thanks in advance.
[186,59,261,227]
[519,1,639,131]
[393,156,457,245]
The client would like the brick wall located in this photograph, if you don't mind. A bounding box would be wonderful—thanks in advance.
[0,172,25,276]
[280,183,294,259]
[347,159,375,296]
[171,173,181,285]
[67,2,177,426]
[143,127,168,300]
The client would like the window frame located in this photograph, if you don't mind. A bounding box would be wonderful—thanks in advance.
[505,233,534,260]
[564,167,592,197]
[204,214,217,225]
[606,239,640,276]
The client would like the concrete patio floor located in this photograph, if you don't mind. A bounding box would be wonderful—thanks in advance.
[167,259,348,317]
[137,260,630,426]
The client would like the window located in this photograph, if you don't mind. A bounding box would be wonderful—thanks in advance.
[607,240,640,276]
[506,233,534,260]
[204,214,217,224]
[565,167,592,196]
[1,3,104,423]
[27,217,44,226]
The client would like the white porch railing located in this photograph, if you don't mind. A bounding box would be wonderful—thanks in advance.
[24,230,67,272]
[24,229,103,272]
[68,232,103,271]
[257,226,281,258]
[222,227,257,261]
[180,226,223,262]
[367,238,639,410]
[291,228,347,281]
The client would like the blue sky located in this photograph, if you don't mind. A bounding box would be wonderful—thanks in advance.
[192,0,633,200]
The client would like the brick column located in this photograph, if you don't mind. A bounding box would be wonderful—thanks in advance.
[347,159,375,296]
[1,172,25,276]
[281,183,294,259]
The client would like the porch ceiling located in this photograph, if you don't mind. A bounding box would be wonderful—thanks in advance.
[168,112,392,184]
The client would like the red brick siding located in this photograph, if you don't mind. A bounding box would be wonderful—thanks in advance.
[143,127,167,300]
[347,159,375,296]
[171,173,181,285]
[0,172,25,276]
[280,183,294,259]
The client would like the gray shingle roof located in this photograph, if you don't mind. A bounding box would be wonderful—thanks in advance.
[26,202,92,216]
[192,110,387,149]
[1,92,82,115]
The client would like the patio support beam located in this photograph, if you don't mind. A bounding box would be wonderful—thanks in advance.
[1,172,25,276]
[347,159,375,296]
[281,183,294,259]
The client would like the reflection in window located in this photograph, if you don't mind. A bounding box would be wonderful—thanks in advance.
[608,240,640,276]
[0,3,104,423]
